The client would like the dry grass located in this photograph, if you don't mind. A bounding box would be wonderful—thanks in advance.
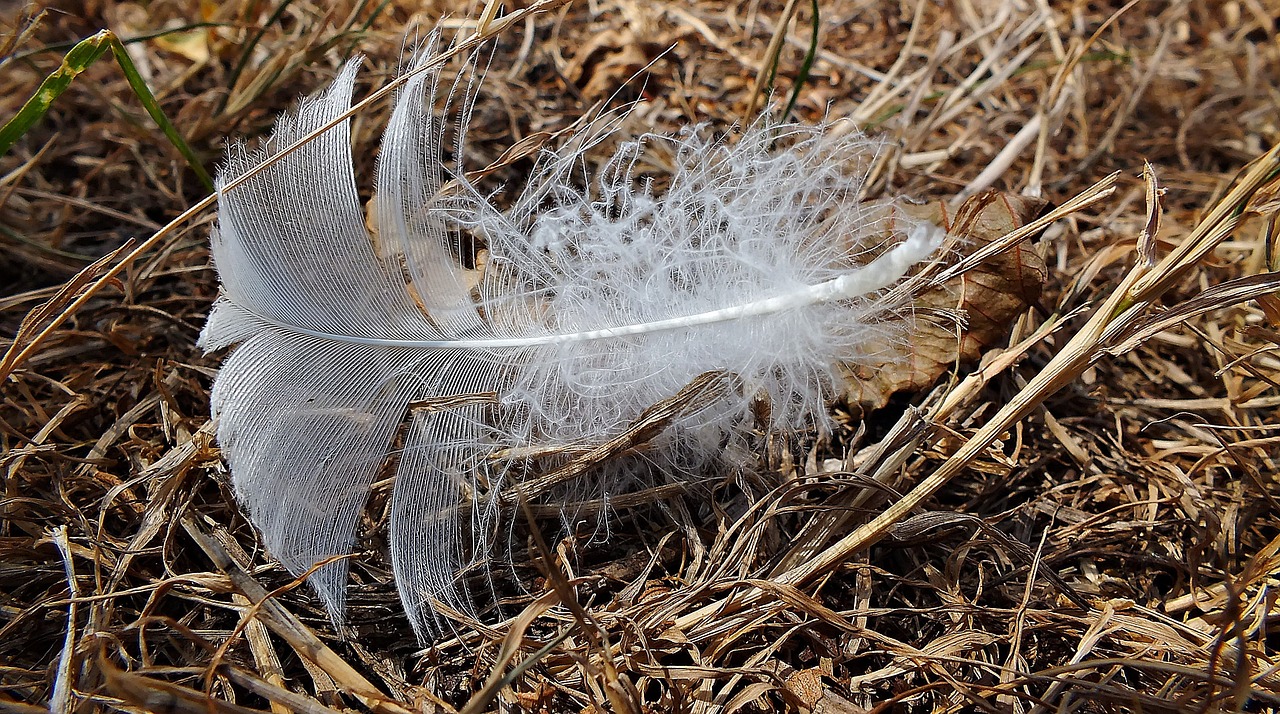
[3,1,1280,712]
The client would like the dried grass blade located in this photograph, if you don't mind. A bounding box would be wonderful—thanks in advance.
[101,661,270,714]
[771,180,1114,576]
[676,143,1280,640]
[102,31,214,191]
[49,527,77,714]
[458,591,561,714]
[1127,141,1280,303]
[221,0,296,112]
[780,145,1280,588]
[741,0,801,124]
[0,239,133,381]
[1106,272,1280,356]
[503,371,739,502]
[179,515,431,714]
[220,666,350,714]
[518,498,643,714]
[933,172,1120,285]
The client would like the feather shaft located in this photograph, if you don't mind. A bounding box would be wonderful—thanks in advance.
[201,53,943,640]
[214,223,941,351]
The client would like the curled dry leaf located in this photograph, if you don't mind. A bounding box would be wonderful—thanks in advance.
[563,27,654,100]
[842,191,1049,412]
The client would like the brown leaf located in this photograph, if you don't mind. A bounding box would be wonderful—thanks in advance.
[842,191,1049,413]
[563,28,651,100]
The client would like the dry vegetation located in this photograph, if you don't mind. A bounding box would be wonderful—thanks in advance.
[3,0,1280,711]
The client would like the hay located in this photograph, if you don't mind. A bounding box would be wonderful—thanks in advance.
[2,1,1278,711]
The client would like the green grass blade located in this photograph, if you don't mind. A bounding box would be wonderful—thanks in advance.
[0,31,112,156]
[781,0,820,121]
[0,29,214,193]
[104,32,214,192]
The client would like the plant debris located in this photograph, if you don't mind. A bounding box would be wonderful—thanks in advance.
[2,1,1279,712]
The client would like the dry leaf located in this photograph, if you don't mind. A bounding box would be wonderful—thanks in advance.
[843,191,1048,412]
[563,28,652,100]
[154,28,211,64]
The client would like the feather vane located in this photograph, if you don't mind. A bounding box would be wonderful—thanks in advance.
[200,55,942,640]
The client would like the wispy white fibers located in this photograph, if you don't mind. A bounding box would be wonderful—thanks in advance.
[201,51,942,641]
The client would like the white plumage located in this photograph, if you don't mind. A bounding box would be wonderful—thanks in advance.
[200,53,942,640]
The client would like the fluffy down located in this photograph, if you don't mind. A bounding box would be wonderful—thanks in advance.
[200,54,941,641]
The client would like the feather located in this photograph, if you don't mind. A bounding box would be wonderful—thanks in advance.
[200,53,943,640]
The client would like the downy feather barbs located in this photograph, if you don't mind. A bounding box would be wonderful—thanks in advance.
[199,53,944,640]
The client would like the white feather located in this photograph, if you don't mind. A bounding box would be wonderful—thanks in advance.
[200,54,943,640]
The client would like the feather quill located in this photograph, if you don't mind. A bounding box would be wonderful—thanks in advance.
[200,54,943,640]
